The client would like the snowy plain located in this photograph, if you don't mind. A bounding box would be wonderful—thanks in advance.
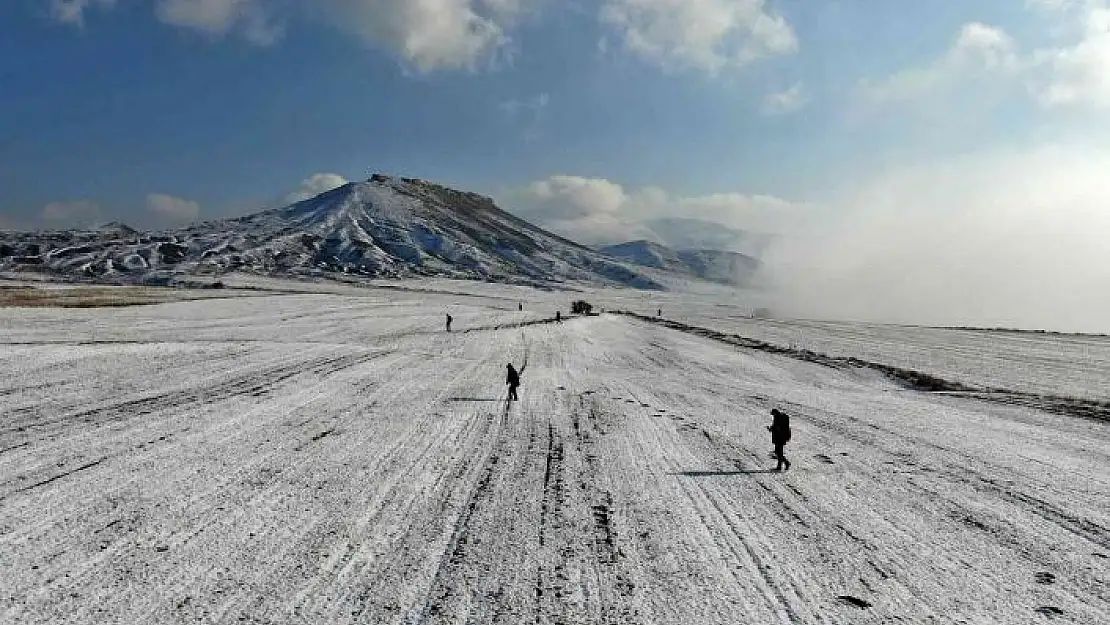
[1,278,1107,624]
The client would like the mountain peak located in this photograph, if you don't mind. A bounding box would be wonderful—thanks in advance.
[3,176,662,290]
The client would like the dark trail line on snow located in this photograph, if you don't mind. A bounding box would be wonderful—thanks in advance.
[614,311,1110,423]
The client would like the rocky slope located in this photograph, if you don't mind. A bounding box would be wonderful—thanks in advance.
[0,175,661,289]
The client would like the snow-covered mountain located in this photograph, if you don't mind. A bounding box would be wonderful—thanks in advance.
[643,217,774,258]
[0,175,663,289]
[597,240,685,271]
[598,240,760,286]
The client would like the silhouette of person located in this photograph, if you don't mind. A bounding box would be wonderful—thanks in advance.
[518,302,523,312]
[768,408,792,471]
[657,308,662,317]
[446,313,453,332]
[506,363,520,401]
[555,310,562,323]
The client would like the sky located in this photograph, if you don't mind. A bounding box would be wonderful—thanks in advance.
[2,0,1110,330]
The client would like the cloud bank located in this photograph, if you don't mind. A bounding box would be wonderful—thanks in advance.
[146,192,201,221]
[505,174,802,246]
[41,199,102,225]
[760,144,1110,333]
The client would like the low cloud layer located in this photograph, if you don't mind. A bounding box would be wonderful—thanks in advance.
[146,193,201,222]
[504,175,802,246]
[285,173,349,203]
[41,199,102,226]
[760,143,1110,333]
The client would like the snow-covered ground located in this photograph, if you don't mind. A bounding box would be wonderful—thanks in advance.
[642,313,1110,402]
[1,283,1107,624]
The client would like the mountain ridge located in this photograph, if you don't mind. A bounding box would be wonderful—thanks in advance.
[0,175,664,290]
[598,239,760,286]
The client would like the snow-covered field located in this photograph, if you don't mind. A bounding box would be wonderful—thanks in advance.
[650,313,1110,402]
[1,283,1107,624]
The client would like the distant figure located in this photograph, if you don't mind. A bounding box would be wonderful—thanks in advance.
[555,310,562,323]
[506,363,520,401]
[518,302,523,312]
[446,313,453,332]
[657,308,662,317]
[768,408,792,471]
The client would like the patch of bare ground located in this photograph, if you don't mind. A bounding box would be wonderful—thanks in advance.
[0,285,236,308]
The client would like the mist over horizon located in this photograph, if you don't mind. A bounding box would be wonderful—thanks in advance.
[755,144,1110,335]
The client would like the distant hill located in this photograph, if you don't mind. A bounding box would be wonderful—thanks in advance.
[0,175,663,290]
[595,240,685,271]
[643,217,774,258]
[599,240,760,286]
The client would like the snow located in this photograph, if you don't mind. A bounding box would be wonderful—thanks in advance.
[0,177,663,289]
[644,313,1110,402]
[1,282,1107,624]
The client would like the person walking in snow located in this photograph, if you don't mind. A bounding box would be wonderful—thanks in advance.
[768,408,792,471]
[555,310,562,323]
[518,302,523,312]
[446,313,453,332]
[506,363,520,401]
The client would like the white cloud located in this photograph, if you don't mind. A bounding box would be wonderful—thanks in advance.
[861,22,1019,106]
[42,200,102,225]
[46,1,530,63]
[285,173,350,203]
[599,0,798,74]
[761,143,1110,332]
[1032,3,1110,108]
[154,0,283,45]
[50,0,116,26]
[762,82,808,115]
[499,92,549,117]
[865,3,1110,111]
[320,0,524,72]
[500,93,550,138]
[47,0,798,76]
[146,193,201,221]
[506,174,802,245]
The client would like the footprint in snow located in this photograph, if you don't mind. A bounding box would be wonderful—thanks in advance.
[1035,572,1056,585]
[814,454,835,465]
[1034,606,1064,617]
[837,595,872,609]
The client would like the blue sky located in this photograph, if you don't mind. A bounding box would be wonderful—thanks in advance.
[3,0,1110,329]
[1,1,1108,236]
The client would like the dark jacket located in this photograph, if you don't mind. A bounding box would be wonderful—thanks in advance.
[769,410,791,445]
[506,365,520,387]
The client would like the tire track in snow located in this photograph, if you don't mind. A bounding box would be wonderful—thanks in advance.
[613,393,811,625]
[410,401,511,624]
[1,350,390,436]
[780,402,1110,551]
